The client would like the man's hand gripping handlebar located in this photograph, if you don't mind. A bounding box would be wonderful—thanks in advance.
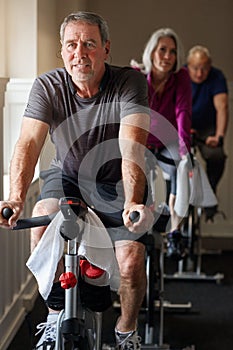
[1,206,56,230]
[123,204,154,234]
[1,197,87,233]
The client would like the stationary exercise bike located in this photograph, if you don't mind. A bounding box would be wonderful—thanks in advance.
[3,197,110,350]
[138,145,194,349]
[164,130,224,283]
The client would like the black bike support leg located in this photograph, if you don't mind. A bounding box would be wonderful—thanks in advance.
[143,233,170,350]
[158,235,165,348]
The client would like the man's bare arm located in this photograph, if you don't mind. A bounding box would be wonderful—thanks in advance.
[119,113,154,233]
[119,113,149,206]
[214,92,228,137]
[0,118,49,226]
[206,93,228,147]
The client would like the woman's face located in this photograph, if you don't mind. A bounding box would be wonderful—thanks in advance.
[151,36,177,74]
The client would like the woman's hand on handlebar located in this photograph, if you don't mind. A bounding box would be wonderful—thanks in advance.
[0,200,24,229]
[122,203,154,234]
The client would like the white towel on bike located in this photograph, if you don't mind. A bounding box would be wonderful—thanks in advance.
[26,208,120,300]
[174,157,218,217]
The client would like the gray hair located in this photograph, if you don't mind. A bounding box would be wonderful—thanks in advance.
[60,11,110,45]
[142,28,184,74]
[187,45,212,64]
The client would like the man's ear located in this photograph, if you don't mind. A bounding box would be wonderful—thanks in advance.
[104,40,111,57]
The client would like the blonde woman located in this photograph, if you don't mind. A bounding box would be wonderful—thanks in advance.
[131,28,192,259]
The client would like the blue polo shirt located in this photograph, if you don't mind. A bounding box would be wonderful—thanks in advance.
[191,67,228,133]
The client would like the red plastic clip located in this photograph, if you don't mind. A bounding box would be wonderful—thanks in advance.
[79,259,105,279]
[59,272,77,289]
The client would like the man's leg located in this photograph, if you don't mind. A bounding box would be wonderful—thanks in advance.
[115,240,146,331]
[31,198,65,349]
[31,198,64,284]
[31,198,59,249]
[31,198,64,280]
[198,143,226,194]
[198,143,227,221]
[205,150,226,194]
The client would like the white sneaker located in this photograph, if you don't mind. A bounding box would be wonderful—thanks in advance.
[115,330,141,349]
[34,313,58,349]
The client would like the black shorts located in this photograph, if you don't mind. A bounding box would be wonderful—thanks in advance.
[39,167,149,244]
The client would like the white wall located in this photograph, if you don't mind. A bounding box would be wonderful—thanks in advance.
[4,0,37,78]
[0,1,7,77]
[0,78,9,198]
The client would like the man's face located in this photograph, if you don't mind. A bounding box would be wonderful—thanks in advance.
[61,21,110,84]
[187,53,211,84]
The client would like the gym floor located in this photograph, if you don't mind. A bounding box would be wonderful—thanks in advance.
[8,251,233,350]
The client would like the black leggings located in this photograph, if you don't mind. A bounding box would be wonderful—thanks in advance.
[197,142,226,193]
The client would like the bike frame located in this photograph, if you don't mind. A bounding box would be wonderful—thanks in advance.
[3,197,103,350]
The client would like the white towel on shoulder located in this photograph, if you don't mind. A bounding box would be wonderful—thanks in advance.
[26,208,120,300]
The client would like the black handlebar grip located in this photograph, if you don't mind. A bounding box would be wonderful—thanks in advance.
[2,207,14,220]
[129,211,140,223]
[218,136,224,147]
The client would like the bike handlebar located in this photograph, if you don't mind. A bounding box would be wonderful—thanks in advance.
[1,197,87,231]
[1,207,56,230]
[190,129,224,147]
[2,200,140,230]
[3,211,140,230]
[129,211,140,223]
[2,207,13,220]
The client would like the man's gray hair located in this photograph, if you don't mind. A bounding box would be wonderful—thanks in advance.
[60,11,110,45]
[187,45,212,64]
[142,28,184,74]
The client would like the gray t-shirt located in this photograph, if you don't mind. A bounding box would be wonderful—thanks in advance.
[24,64,149,186]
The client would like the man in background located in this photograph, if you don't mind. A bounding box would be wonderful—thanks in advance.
[187,45,228,221]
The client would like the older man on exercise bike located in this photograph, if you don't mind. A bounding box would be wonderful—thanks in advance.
[0,12,154,350]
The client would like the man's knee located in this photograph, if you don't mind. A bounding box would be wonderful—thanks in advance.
[30,198,59,252]
[46,281,65,311]
[32,198,59,216]
[117,242,145,279]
